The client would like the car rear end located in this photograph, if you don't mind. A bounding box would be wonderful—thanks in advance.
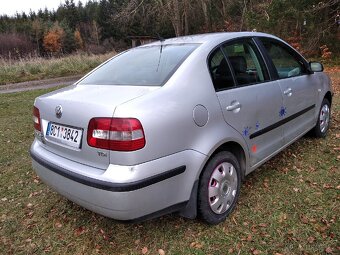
[30,42,207,220]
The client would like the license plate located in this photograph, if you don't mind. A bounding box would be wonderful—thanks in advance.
[46,122,83,148]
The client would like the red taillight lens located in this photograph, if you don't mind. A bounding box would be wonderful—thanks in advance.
[33,106,41,131]
[87,118,145,151]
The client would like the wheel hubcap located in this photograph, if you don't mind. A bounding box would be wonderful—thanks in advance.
[319,104,330,133]
[208,162,238,214]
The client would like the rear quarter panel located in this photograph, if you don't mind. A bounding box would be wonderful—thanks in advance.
[111,45,249,179]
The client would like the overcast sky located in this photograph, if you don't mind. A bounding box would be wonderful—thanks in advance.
[0,0,89,16]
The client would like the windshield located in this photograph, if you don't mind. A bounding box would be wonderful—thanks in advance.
[79,44,199,86]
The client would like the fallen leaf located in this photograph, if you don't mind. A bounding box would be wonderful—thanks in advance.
[158,249,165,255]
[141,247,148,254]
[195,243,203,249]
[252,249,261,255]
[74,226,86,236]
[300,215,309,224]
[1,197,8,202]
[325,247,333,254]
[307,236,315,243]
[27,203,33,208]
[55,222,62,228]
[279,213,287,223]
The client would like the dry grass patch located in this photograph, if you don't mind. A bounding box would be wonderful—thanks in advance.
[0,53,114,85]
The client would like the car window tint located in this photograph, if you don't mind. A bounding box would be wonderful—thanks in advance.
[260,38,305,79]
[208,48,235,91]
[79,44,198,86]
[222,40,269,86]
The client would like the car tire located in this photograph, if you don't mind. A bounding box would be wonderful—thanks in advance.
[311,98,331,138]
[198,151,241,225]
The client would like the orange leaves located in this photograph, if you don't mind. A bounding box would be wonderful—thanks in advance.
[158,249,165,255]
[320,45,332,60]
[74,29,84,50]
[141,246,148,254]
[74,226,87,237]
[190,241,203,249]
[54,221,62,228]
[43,24,64,54]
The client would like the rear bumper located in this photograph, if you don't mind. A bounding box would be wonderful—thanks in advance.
[30,140,206,221]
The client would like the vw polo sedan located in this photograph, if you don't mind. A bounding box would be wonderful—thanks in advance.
[31,32,332,224]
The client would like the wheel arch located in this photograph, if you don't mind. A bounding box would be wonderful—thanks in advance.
[324,91,332,106]
[201,141,247,182]
[178,140,247,219]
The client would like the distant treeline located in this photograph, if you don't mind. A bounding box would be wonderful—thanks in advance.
[0,0,338,59]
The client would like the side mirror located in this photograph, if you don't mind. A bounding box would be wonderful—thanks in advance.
[309,62,324,72]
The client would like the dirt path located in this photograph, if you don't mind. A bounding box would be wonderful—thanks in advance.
[0,75,83,94]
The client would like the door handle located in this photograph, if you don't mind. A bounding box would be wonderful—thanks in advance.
[283,88,292,96]
[226,101,242,112]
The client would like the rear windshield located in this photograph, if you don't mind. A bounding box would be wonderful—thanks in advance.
[79,44,199,86]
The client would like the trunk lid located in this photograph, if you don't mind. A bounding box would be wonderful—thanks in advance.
[35,84,158,169]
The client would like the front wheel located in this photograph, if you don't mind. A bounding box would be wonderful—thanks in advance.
[311,98,331,138]
[198,151,241,225]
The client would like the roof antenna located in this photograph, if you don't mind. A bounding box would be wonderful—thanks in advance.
[156,33,164,72]
[156,33,165,42]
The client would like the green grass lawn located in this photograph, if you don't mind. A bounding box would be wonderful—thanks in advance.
[0,85,339,254]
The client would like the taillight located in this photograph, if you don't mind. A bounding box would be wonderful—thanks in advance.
[87,118,145,151]
[33,106,41,131]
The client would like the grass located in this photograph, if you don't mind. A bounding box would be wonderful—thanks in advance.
[0,72,339,254]
[0,53,114,85]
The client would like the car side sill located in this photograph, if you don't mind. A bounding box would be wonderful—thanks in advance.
[30,149,186,192]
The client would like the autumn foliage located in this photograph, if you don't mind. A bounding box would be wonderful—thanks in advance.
[74,29,84,50]
[320,45,332,60]
[43,25,64,55]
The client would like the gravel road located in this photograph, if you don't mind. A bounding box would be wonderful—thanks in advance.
[0,75,83,94]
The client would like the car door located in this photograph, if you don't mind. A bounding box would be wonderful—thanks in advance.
[208,38,284,167]
[258,38,318,144]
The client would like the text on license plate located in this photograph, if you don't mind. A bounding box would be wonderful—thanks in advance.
[46,122,83,148]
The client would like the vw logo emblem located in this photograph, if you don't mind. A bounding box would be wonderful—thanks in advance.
[55,105,63,118]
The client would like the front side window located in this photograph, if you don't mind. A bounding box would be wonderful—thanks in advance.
[222,39,269,86]
[79,44,199,86]
[260,38,306,79]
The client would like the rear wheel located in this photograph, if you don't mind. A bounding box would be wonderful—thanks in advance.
[198,151,241,225]
[311,98,331,138]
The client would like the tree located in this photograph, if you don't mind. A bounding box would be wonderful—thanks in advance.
[74,29,84,50]
[43,23,64,54]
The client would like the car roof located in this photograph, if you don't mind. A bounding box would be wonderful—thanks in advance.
[144,32,279,47]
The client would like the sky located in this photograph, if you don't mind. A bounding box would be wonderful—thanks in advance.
[0,0,89,16]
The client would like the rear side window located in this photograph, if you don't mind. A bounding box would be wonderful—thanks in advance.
[260,38,306,79]
[79,44,198,86]
[222,39,269,86]
[208,48,235,91]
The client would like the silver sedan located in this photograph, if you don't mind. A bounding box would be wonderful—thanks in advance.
[31,32,332,224]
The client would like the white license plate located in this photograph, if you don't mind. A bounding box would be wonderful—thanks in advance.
[46,122,83,148]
